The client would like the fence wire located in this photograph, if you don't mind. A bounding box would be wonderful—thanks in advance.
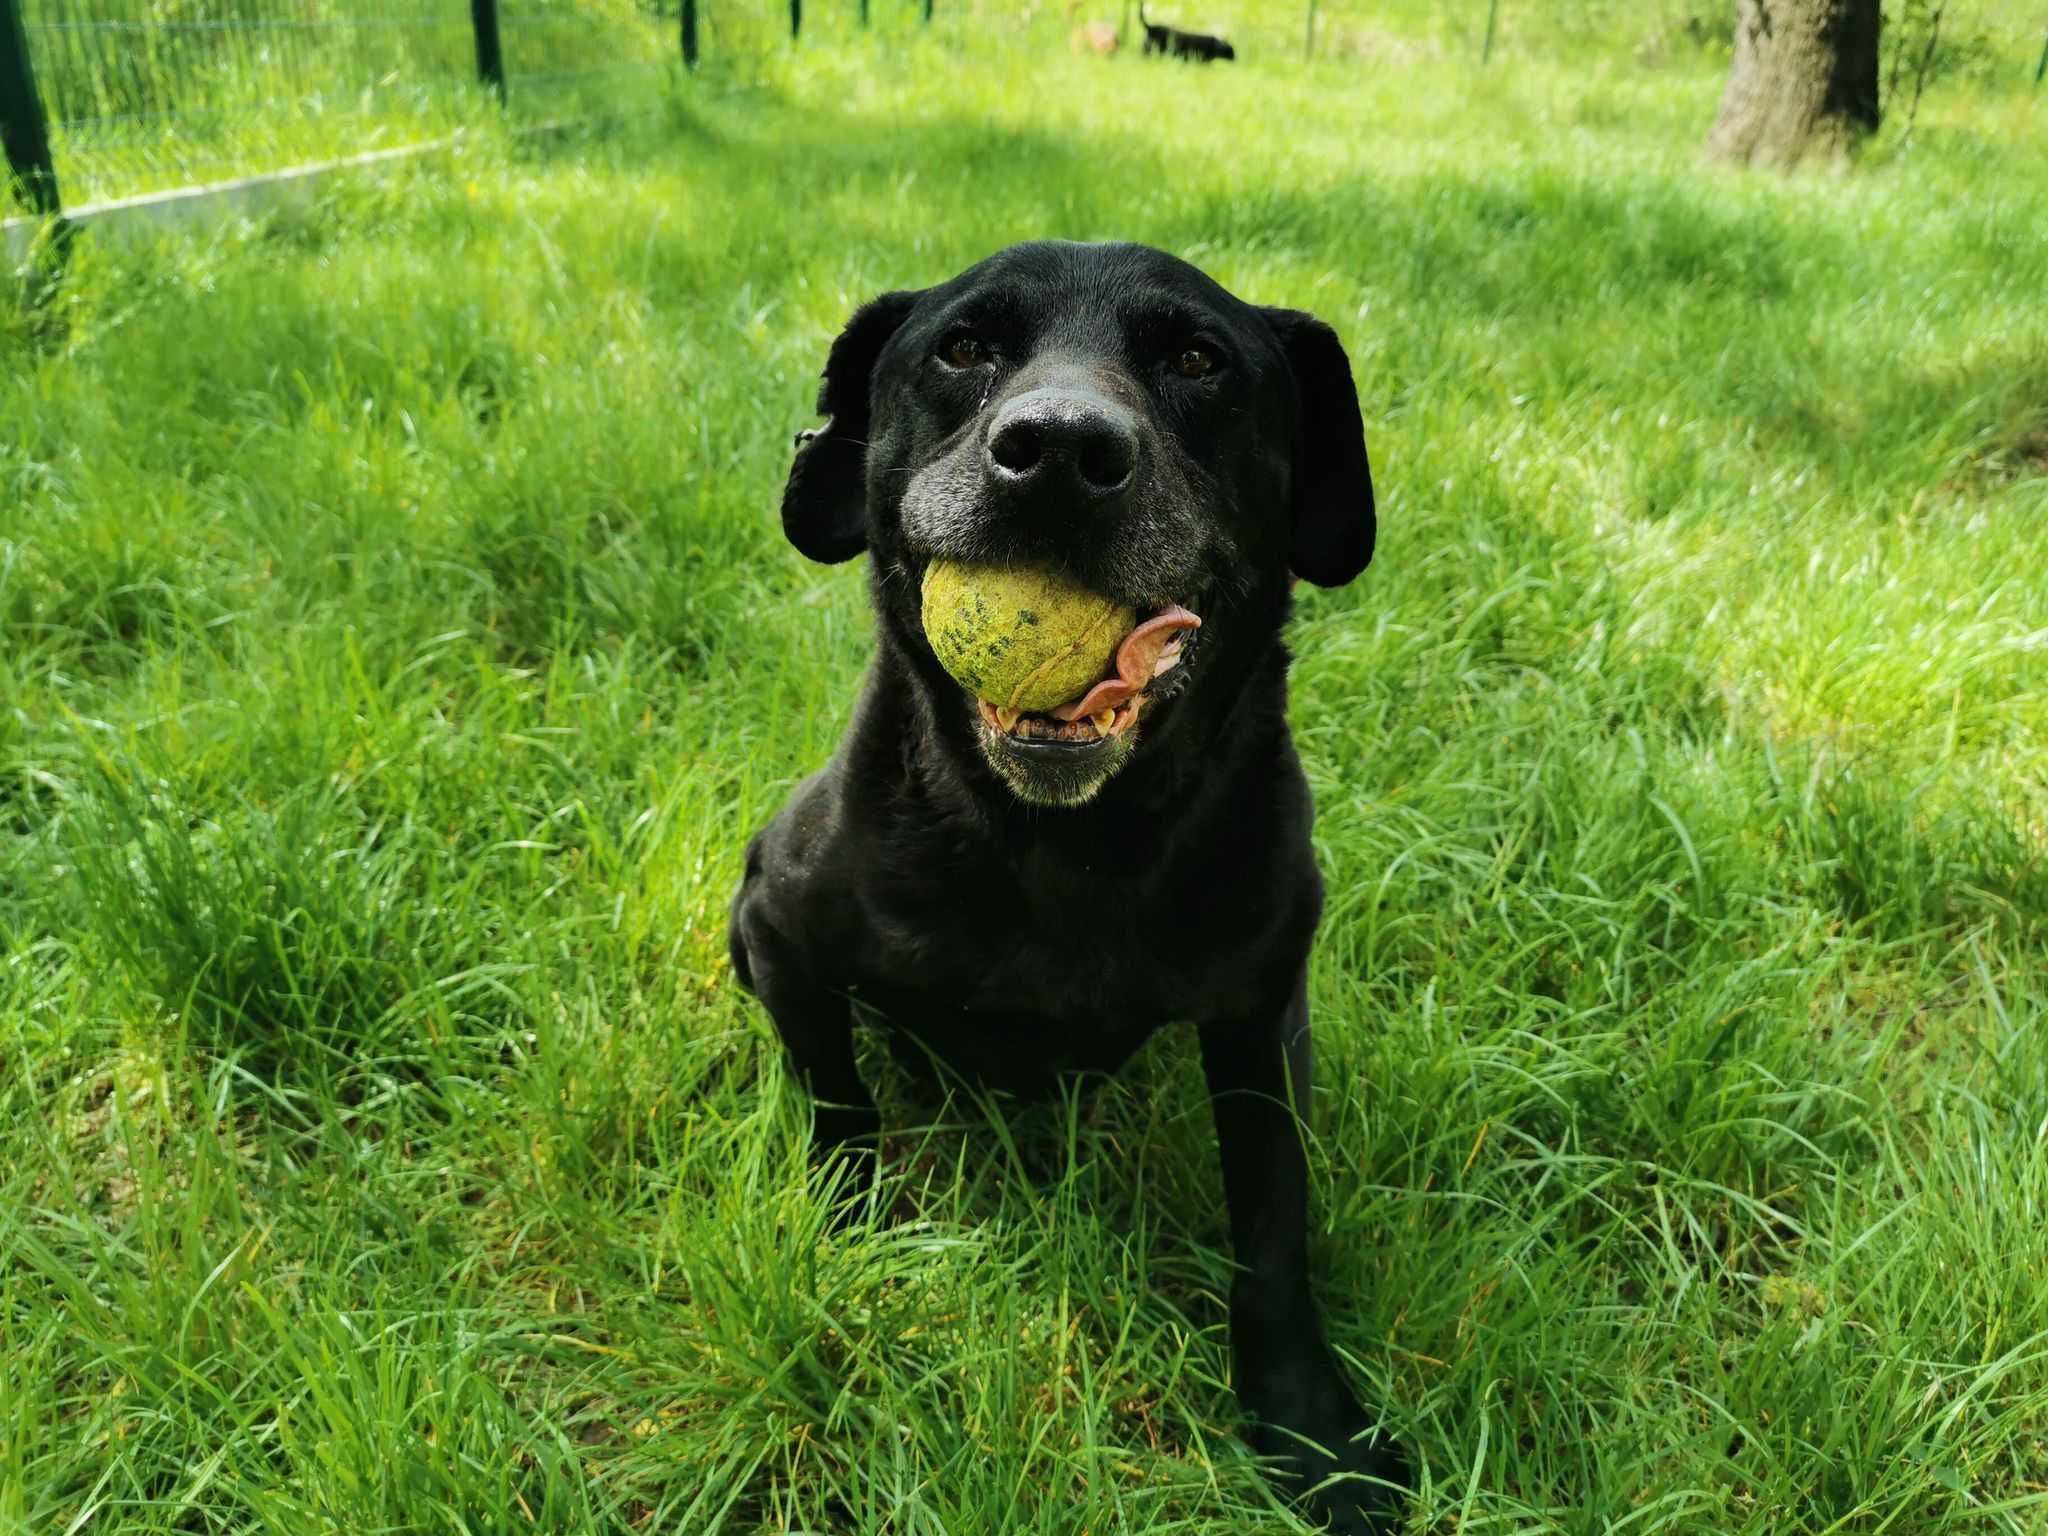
[8,0,2034,221]
[10,0,676,213]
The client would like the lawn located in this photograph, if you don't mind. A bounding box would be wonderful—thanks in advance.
[10,0,676,213]
[4,10,2047,1533]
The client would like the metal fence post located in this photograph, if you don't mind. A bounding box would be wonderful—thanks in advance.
[471,0,506,101]
[789,0,800,38]
[682,0,698,66]
[859,0,869,28]
[0,0,62,219]
[924,0,933,22]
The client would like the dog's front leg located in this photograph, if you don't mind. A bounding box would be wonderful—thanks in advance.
[731,900,879,1161]
[1199,984,1409,1534]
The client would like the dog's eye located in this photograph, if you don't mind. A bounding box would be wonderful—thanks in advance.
[1174,346,1217,379]
[943,335,990,369]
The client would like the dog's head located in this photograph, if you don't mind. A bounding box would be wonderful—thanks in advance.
[782,241,1373,806]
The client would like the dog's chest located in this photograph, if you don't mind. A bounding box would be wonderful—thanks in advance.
[848,837,1272,1080]
[850,899,1202,1089]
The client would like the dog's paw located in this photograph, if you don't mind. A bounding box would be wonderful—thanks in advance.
[1244,1368,1412,1534]
[1287,1431,1411,1535]
[809,1109,883,1229]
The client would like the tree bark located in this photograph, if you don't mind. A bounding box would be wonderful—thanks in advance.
[1705,0,1883,169]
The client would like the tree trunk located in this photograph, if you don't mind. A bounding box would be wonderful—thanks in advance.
[1705,0,1883,169]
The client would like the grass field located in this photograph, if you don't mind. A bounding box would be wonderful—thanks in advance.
[5,13,2048,1534]
[8,0,677,214]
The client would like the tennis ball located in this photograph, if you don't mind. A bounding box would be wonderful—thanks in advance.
[921,562,1135,713]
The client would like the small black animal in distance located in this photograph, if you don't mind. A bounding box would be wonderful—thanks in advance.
[1139,1,1235,60]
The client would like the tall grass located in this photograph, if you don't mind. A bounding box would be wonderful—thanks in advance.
[13,0,2038,214]
[11,0,676,211]
[3,13,2046,1534]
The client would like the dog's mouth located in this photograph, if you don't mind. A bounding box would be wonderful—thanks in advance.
[973,606,1201,749]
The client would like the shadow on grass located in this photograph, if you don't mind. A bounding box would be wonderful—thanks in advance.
[59,757,524,1099]
[539,95,2039,501]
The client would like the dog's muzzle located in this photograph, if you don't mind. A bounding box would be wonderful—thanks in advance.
[972,604,1200,746]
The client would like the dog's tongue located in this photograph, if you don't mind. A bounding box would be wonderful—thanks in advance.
[1050,606,1201,722]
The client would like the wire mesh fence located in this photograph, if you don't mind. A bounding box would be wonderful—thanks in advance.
[5,0,678,216]
[6,0,2038,226]
[639,0,2037,85]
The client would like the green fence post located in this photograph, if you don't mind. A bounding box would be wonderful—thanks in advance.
[924,0,933,24]
[682,0,698,66]
[0,0,62,219]
[860,0,869,27]
[790,0,801,38]
[1303,0,1316,59]
[471,0,506,101]
[1481,0,1500,63]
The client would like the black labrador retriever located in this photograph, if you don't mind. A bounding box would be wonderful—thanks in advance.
[1140,1,1236,60]
[729,241,1408,1533]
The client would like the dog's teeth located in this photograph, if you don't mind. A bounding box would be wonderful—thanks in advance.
[995,706,1021,732]
[1092,709,1116,736]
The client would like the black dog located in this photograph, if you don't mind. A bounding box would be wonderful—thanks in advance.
[1140,0,1236,60]
[729,241,1406,1533]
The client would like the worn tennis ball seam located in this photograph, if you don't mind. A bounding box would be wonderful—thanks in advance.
[1002,600,1127,712]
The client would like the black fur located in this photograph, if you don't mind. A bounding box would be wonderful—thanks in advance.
[1140,0,1236,60]
[730,241,1404,1533]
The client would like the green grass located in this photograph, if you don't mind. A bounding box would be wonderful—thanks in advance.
[4,15,2047,1534]
[10,0,678,214]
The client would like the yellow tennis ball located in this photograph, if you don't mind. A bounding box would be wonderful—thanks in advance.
[921,562,1135,713]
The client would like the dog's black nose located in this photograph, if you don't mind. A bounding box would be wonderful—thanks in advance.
[986,390,1137,503]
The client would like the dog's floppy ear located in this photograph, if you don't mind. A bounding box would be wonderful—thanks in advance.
[1261,307,1375,587]
[781,290,922,564]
